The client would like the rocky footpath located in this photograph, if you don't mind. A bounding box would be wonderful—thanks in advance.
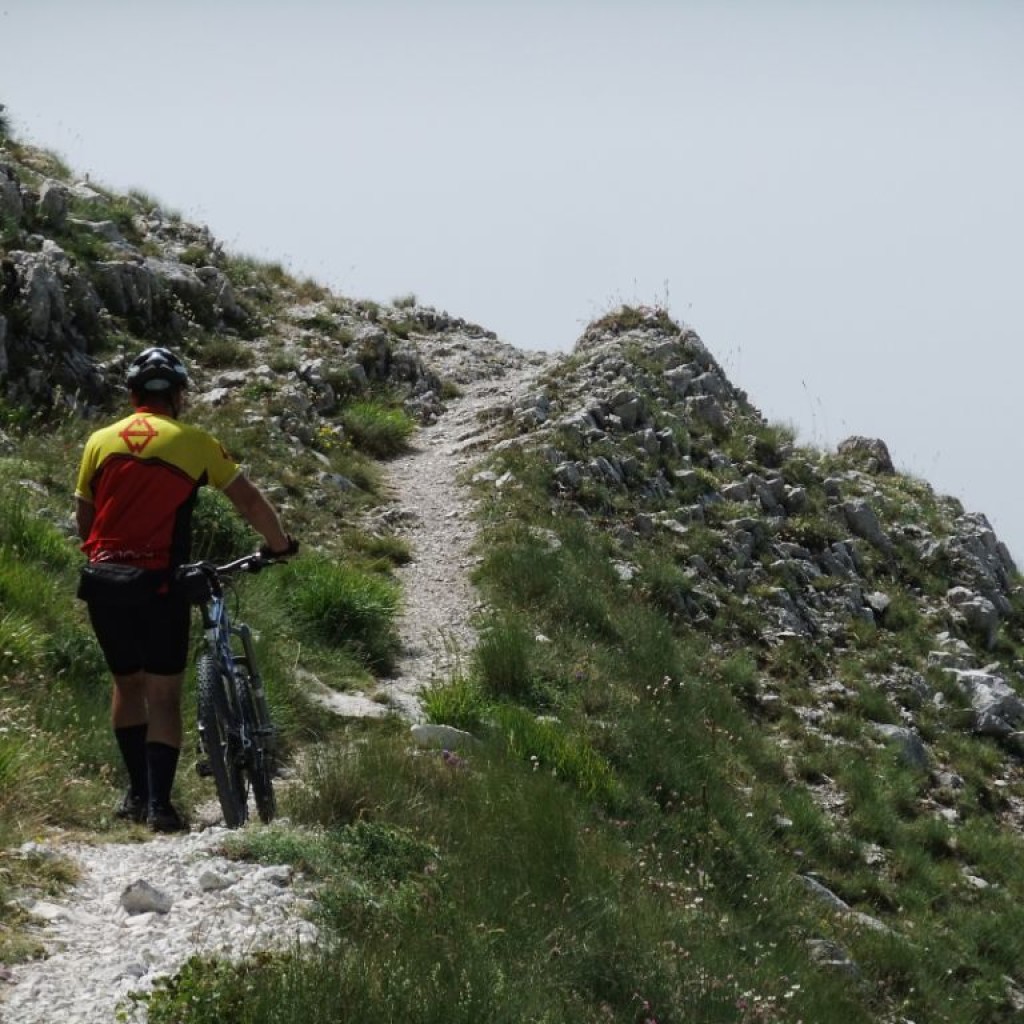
[314,332,554,720]
[3,829,318,1024]
[376,331,553,709]
[0,325,553,1024]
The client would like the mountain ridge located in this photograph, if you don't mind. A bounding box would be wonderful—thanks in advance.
[5,124,1024,1021]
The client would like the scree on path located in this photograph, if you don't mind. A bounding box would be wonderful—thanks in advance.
[1,338,555,1024]
[312,336,554,719]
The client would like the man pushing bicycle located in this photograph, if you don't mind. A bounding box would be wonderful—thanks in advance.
[74,347,297,832]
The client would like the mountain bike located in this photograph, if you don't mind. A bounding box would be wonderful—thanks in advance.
[177,553,281,828]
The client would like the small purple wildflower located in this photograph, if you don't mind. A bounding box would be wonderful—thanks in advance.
[441,748,468,770]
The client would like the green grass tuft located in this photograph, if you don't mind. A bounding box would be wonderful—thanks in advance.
[340,401,415,458]
[280,557,401,673]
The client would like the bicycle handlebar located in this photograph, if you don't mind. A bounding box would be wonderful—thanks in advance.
[176,551,288,597]
[214,552,277,577]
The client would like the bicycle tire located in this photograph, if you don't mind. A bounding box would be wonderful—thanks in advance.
[196,653,248,827]
[236,661,276,824]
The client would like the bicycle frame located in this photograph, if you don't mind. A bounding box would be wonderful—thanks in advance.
[200,584,272,742]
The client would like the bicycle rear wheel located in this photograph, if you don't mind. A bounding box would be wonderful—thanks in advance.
[196,653,248,828]
[235,660,276,824]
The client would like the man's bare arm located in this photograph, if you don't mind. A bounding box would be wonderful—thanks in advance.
[222,475,291,554]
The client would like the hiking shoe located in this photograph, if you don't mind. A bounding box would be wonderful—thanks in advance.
[114,790,148,824]
[147,801,188,833]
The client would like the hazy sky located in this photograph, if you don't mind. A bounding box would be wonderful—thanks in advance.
[3,2,1023,558]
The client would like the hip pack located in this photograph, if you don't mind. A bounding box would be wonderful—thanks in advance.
[77,563,159,604]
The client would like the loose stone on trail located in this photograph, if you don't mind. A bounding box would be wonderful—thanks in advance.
[120,879,172,916]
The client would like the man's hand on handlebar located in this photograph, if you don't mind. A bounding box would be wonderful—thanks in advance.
[259,535,300,560]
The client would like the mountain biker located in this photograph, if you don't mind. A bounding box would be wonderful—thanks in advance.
[74,346,297,832]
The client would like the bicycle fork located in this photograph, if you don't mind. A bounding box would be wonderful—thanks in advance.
[232,622,275,751]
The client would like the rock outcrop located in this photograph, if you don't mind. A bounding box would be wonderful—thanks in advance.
[477,307,1024,766]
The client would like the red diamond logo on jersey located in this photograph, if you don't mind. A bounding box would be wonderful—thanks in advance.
[119,416,159,454]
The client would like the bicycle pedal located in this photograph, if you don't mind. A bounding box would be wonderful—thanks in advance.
[195,760,213,778]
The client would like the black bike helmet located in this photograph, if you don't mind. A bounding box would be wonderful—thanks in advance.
[126,347,190,393]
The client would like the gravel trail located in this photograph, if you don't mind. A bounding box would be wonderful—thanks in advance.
[2,829,318,1023]
[1,339,553,1023]
[311,342,553,720]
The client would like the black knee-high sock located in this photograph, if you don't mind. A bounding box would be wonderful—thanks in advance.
[146,742,180,807]
[114,725,149,801]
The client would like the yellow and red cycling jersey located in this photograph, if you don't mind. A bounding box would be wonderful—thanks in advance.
[75,407,241,570]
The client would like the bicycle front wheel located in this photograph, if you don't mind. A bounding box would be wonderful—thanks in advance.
[236,660,276,824]
[197,653,248,828]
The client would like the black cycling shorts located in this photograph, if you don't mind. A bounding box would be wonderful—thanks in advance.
[86,591,192,677]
